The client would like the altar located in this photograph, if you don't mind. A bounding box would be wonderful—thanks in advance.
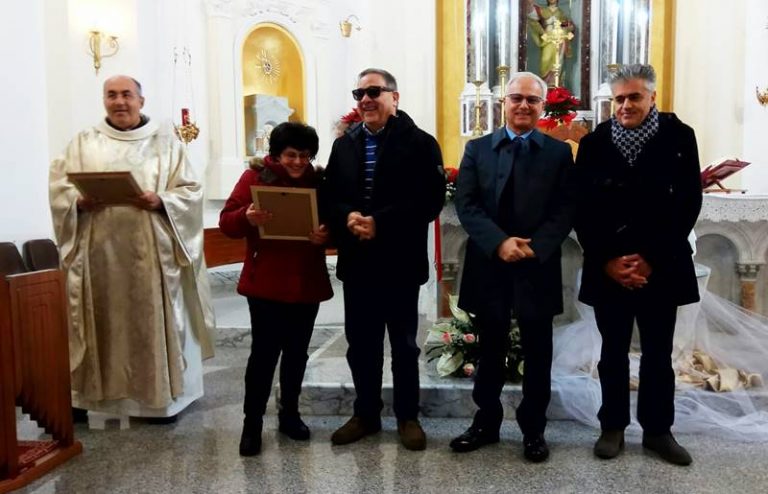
[437,194,768,319]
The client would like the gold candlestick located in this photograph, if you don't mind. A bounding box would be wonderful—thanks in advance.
[541,22,574,87]
[496,65,509,128]
[471,80,485,137]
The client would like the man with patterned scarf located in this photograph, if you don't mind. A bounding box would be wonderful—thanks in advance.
[574,64,702,466]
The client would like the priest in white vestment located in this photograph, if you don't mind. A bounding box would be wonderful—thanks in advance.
[49,75,215,419]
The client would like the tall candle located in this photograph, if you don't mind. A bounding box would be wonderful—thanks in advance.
[471,0,489,82]
[181,108,190,125]
[497,0,509,67]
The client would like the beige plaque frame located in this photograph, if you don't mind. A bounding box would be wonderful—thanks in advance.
[67,171,143,205]
[250,185,319,241]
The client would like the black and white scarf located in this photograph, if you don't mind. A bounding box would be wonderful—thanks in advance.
[611,106,659,165]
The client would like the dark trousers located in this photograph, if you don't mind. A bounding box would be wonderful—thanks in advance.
[343,278,421,421]
[243,297,319,422]
[472,299,553,437]
[594,296,677,434]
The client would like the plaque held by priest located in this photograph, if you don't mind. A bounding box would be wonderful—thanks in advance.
[67,171,143,205]
[250,185,319,241]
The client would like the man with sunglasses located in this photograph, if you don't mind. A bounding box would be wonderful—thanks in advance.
[324,68,446,451]
[450,72,576,462]
[574,64,701,466]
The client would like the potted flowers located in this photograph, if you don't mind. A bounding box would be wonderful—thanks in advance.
[427,296,523,382]
[537,86,580,131]
[444,167,458,202]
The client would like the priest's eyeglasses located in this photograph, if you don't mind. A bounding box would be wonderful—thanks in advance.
[352,86,394,101]
[506,94,544,105]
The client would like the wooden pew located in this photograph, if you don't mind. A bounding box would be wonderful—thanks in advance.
[0,243,81,493]
[203,227,336,268]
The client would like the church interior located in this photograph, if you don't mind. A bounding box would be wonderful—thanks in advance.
[2,0,768,492]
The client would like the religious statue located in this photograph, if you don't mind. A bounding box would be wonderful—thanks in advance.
[527,0,575,86]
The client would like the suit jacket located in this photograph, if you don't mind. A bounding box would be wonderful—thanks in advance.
[455,127,576,319]
[323,110,446,285]
[574,112,702,306]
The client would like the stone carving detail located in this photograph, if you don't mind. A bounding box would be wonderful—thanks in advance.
[700,195,768,223]
[737,263,762,281]
[204,0,235,17]
[242,0,306,22]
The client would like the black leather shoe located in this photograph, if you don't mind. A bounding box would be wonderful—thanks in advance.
[449,425,500,453]
[642,433,692,466]
[523,434,549,463]
[239,419,263,456]
[279,415,310,441]
[594,429,625,459]
[72,407,88,424]
[145,415,178,425]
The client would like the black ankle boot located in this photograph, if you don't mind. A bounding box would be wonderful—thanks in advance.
[239,418,263,456]
[278,414,310,440]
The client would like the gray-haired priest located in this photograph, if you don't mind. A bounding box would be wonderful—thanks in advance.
[49,75,215,423]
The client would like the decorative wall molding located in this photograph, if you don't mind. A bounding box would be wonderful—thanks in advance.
[204,0,235,18]
[699,194,768,223]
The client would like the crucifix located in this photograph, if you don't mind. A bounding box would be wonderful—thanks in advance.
[541,21,574,87]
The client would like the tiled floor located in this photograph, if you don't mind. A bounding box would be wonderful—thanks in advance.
[14,269,768,493]
[18,342,768,494]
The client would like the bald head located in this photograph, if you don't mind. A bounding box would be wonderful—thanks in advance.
[103,75,145,130]
[104,75,142,96]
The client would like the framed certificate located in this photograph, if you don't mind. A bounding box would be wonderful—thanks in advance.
[250,185,319,241]
[67,171,143,205]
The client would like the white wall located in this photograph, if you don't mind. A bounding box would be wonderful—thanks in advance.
[740,0,768,194]
[0,0,54,244]
[673,0,768,193]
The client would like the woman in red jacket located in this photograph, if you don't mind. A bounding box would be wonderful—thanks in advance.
[219,122,332,456]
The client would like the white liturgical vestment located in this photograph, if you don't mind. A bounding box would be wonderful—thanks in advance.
[49,118,215,417]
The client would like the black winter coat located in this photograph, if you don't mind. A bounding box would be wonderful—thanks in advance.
[323,110,446,285]
[574,112,702,306]
[455,128,577,319]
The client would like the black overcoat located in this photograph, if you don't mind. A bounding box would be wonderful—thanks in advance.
[574,112,702,306]
[455,128,576,319]
[323,110,446,285]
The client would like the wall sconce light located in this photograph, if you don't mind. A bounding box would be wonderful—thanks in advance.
[757,86,768,107]
[340,15,361,38]
[88,30,119,74]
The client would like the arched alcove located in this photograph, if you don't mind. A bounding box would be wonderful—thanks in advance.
[695,234,740,304]
[241,23,305,157]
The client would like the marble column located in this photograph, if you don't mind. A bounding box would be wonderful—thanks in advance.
[736,263,763,311]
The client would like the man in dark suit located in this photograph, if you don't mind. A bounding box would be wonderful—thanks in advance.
[450,72,576,462]
[323,68,446,451]
[574,64,701,466]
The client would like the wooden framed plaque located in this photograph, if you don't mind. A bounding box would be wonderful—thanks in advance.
[250,185,319,241]
[67,171,143,205]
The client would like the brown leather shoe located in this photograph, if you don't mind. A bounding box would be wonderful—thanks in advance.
[331,416,381,445]
[398,419,427,451]
[594,429,625,459]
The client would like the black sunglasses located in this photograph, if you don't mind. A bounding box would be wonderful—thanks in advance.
[352,86,394,101]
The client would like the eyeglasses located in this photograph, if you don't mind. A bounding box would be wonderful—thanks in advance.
[506,94,544,105]
[352,86,394,101]
[280,150,313,162]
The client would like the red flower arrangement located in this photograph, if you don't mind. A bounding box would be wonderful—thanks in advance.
[444,166,459,201]
[340,109,362,124]
[537,86,581,131]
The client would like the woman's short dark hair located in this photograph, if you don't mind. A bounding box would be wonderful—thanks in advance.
[268,122,319,160]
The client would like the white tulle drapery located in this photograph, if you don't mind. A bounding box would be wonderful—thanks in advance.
[551,266,768,442]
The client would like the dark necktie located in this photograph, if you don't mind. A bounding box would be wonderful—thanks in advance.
[498,137,524,232]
